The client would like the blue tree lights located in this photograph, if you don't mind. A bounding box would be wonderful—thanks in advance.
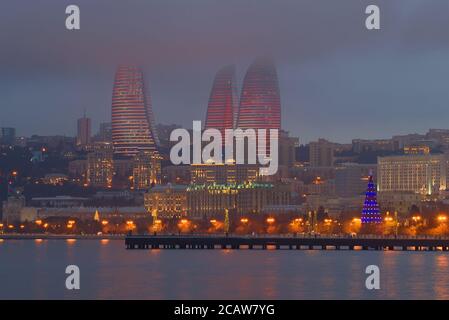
[361,174,382,224]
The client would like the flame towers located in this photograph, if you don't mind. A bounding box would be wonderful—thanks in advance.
[205,65,239,139]
[237,58,281,131]
[111,66,159,157]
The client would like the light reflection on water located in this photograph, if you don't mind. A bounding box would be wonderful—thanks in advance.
[0,239,449,299]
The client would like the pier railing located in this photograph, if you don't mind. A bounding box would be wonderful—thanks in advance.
[125,234,449,251]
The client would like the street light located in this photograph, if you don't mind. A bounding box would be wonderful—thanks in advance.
[240,218,249,224]
[266,217,275,224]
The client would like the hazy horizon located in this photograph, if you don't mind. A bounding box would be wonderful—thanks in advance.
[0,0,448,144]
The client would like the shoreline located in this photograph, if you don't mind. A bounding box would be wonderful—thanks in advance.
[0,234,125,240]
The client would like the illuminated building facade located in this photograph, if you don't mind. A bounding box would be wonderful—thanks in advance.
[403,145,430,155]
[378,154,448,195]
[187,183,290,218]
[190,163,259,185]
[87,143,113,188]
[237,58,281,131]
[111,65,159,157]
[144,184,188,219]
[205,65,239,140]
[132,150,162,189]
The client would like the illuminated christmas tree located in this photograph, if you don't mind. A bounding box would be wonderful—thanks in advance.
[361,174,382,224]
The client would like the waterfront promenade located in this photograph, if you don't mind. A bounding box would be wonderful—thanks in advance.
[126,234,449,251]
[0,234,125,240]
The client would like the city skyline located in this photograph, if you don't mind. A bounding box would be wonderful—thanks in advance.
[0,1,448,143]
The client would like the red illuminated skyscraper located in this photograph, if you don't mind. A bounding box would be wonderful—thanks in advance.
[111,66,159,157]
[205,65,239,141]
[237,58,281,131]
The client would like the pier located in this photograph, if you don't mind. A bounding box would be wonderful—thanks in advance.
[125,234,449,251]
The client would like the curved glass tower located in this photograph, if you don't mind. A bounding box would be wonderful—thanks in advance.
[111,65,159,157]
[237,58,281,130]
[205,65,239,139]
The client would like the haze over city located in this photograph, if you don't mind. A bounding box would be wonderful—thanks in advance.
[0,0,448,143]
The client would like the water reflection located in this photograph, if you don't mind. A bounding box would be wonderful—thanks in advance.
[0,240,448,299]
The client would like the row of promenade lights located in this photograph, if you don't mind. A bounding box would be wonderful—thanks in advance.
[1,214,448,234]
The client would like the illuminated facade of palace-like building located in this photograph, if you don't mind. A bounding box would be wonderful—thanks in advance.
[186,182,290,218]
[237,58,281,131]
[144,184,188,219]
[377,154,448,195]
[111,65,159,157]
[205,65,239,140]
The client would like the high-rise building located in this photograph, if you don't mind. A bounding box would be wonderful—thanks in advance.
[87,143,113,188]
[0,127,16,146]
[377,154,448,195]
[279,130,299,167]
[309,139,334,167]
[205,65,239,140]
[111,65,159,157]
[237,58,281,131]
[94,122,112,142]
[77,114,91,147]
[132,150,162,190]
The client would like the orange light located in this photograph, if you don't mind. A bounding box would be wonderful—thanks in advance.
[126,220,134,225]
[352,218,361,223]
[384,216,393,222]
[294,218,303,223]
[210,219,217,224]
[12,171,18,176]
[412,216,421,222]
[8,225,14,229]
[35,220,42,225]
[0,223,3,228]
[324,218,332,224]
[266,217,275,224]
[154,219,162,224]
[68,220,76,225]
[180,219,188,224]
[20,225,25,229]
[43,223,49,228]
[67,224,73,228]
[438,215,448,223]
[66,239,76,243]
[101,220,109,226]
[240,218,249,223]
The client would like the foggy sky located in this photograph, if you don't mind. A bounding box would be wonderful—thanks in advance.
[0,0,448,143]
